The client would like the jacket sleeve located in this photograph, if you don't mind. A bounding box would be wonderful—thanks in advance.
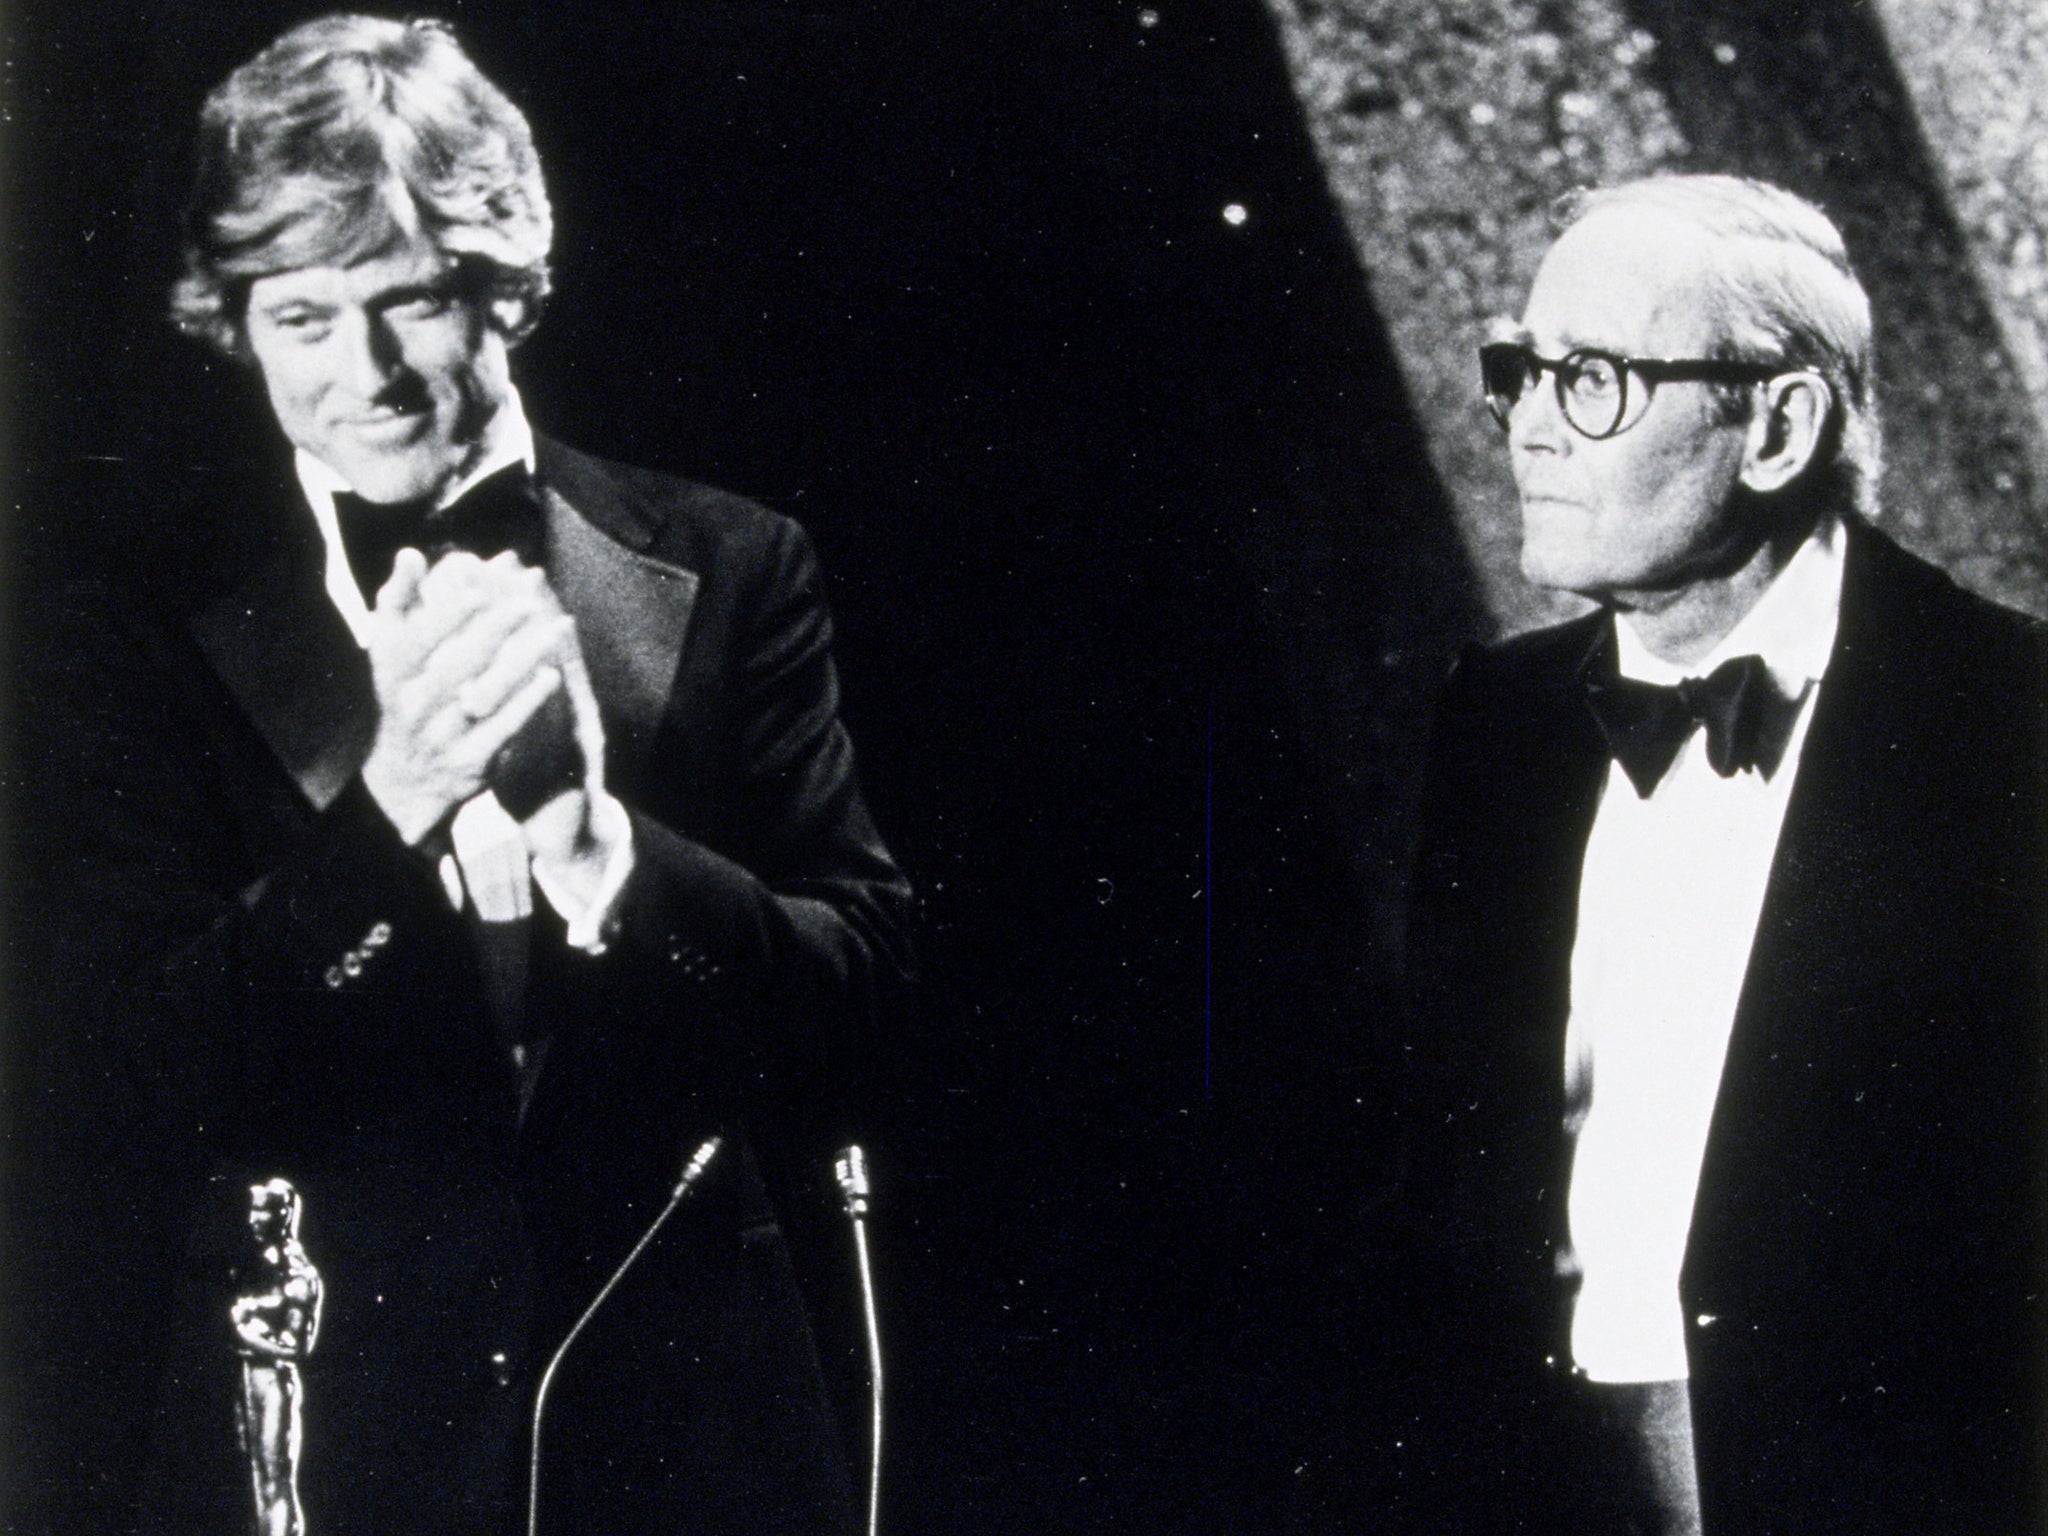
[568,515,915,1102]
[40,579,499,1151]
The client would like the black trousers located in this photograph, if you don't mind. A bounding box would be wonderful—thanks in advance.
[1552,1374,1702,1536]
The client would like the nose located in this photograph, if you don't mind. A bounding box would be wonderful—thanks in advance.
[1507,370,1570,455]
[334,307,405,399]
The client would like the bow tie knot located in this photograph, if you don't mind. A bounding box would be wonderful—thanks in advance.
[334,462,544,601]
[1583,641,1805,797]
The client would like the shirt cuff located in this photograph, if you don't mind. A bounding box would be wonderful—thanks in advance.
[448,791,536,923]
[531,790,636,954]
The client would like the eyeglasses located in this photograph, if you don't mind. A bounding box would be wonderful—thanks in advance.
[1478,341,1780,440]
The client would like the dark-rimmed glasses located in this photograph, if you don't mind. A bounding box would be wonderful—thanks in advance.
[1479,341,1780,440]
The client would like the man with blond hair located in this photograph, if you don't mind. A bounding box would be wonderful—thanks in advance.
[33,15,908,1534]
[1309,176,2043,1533]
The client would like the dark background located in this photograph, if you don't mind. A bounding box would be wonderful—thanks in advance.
[8,1,2037,1531]
[2,4,1464,1531]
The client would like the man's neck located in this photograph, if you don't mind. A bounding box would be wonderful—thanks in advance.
[429,398,530,510]
[1613,518,1817,669]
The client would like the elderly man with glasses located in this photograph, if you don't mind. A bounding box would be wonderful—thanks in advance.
[1319,176,2045,1534]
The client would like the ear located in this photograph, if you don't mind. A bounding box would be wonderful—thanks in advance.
[1738,372,1832,495]
[489,294,537,344]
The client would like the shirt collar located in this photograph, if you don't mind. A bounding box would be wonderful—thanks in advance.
[1616,513,1845,694]
[298,387,536,646]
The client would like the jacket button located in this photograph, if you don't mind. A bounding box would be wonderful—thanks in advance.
[324,965,346,989]
[490,1350,514,1388]
[342,952,365,977]
[365,921,392,948]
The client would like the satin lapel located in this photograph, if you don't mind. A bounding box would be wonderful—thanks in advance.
[539,484,699,786]
[1688,522,1917,1290]
[188,539,377,813]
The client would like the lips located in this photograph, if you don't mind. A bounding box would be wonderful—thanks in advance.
[340,408,434,447]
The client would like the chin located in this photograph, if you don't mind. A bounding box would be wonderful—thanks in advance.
[1519,540,1593,597]
[335,449,460,508]
[1519,505,1590,589]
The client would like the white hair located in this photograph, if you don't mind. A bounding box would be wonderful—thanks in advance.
[1559,174,1880,518]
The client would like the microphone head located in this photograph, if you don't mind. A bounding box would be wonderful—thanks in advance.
[833,1145,870,1216]
[675,1136,723,1196]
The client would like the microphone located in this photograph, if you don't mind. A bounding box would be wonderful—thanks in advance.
[834,1146,884,1536]
[527,1136,723,1536]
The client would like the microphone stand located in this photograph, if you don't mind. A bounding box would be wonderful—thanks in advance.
[526,1136,723,1536]
[834,1146,884,1536]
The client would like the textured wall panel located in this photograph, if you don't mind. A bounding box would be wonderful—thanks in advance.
[1872,0,2048,468]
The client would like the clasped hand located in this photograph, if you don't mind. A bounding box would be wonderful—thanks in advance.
[360,548,605,851]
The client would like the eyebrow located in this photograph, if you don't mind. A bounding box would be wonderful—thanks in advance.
[1505,326,1632,356]
[369,276,454,306]
[252,294,336,319]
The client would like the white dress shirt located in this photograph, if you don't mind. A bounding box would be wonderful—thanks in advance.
[1561,516,1845,1383]
[294,390,633,951]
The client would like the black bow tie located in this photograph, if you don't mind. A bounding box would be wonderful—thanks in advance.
[1582,635,1805,798]
[334,462,545,601]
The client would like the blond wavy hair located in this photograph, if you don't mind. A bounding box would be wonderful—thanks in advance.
[170,15,552,359]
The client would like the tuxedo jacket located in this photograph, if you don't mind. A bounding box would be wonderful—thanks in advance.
[1380,520,2045,1533]
[24,436,912,1535]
